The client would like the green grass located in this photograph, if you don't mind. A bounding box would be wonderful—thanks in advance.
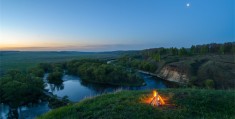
[37,89,235,119]
[0,51,125,76]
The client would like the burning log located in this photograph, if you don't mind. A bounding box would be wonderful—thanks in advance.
[150,90,165,106]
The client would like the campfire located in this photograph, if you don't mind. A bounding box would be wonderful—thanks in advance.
[150,90,165,106]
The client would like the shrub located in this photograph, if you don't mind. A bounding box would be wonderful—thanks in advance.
[204,79,215,89]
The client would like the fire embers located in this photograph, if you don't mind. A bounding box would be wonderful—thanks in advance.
[150,90,165,106]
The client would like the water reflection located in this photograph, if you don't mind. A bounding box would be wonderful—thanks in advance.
[0,102,49,119]
[1,72,167,118]
[45,73,167,102]
[47,83,64,92]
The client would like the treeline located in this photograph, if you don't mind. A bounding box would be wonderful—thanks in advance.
[116,56,158,72]
[190,42,234,55]
[67,59,144,86]
[116,42,234,73]
[142,42,234,57]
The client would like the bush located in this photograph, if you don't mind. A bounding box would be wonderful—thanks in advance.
[204,79,215,89]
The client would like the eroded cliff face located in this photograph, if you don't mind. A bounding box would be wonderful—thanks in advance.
[158,65,189,84]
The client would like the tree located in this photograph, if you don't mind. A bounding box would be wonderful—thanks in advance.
[200,45,209,55]
[190,45,196,54]
[0,70,44,108]
[219,45,225,54]
[28,67,44,77]
[224,42,233,53]
[154,53,161,62]
[47,71,63,84]
[179,47,188,56]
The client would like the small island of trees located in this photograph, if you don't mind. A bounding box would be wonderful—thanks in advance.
[67,59,144,86]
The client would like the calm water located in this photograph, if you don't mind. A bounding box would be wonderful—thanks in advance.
[1,73,167,119]
[45,73,166,102]
[0,102,50,119]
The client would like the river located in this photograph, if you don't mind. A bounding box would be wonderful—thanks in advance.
[0,73,167,119]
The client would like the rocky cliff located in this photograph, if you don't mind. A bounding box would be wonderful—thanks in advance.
[158,64,189,84]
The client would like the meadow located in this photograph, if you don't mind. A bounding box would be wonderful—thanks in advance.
[0,51,130,76]
[38,89,235,119]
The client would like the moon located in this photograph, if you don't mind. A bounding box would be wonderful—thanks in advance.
[186,3,190,7]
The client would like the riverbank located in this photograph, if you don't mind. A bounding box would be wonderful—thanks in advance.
[0,72,168,119]
[38,89,235,119]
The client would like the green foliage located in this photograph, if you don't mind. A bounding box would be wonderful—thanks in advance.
[204,79,215,89]
[38,63,53,73]
[190,59,208,76]
[190,45,196,54]
[196,61,235,89]
[45,63,64,84]
[38,89,235,119]
[47,71,63,85]
[116,57,158,73]
[0,70,44,108]
[48,96,70,109]
[219,45,225,54]
[154,53,161,62]
[171,47,179,55]
[0,51,124,76]
[116,45,235,89]
[27,67,45,77]
[200,45,209,55]
[66,59,144,86]
[178,47,188,56]
[189,76,197,87]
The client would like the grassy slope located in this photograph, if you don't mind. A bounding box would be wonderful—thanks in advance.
[38,89,235,119]
[171,55,235,89]
[152,54,235,89]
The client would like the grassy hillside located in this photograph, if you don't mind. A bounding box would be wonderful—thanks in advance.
[38,89,235,119]
[116,52,235,89]
[161,55,235,89]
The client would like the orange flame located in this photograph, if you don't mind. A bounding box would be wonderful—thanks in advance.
[153,90,157,97]
[152,90,165,105]
[141,90,167,106]
[158,95,165,105]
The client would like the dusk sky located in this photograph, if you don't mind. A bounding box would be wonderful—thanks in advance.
[0,0,234,51]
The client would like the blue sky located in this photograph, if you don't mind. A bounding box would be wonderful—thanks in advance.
[0,0,234,51]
